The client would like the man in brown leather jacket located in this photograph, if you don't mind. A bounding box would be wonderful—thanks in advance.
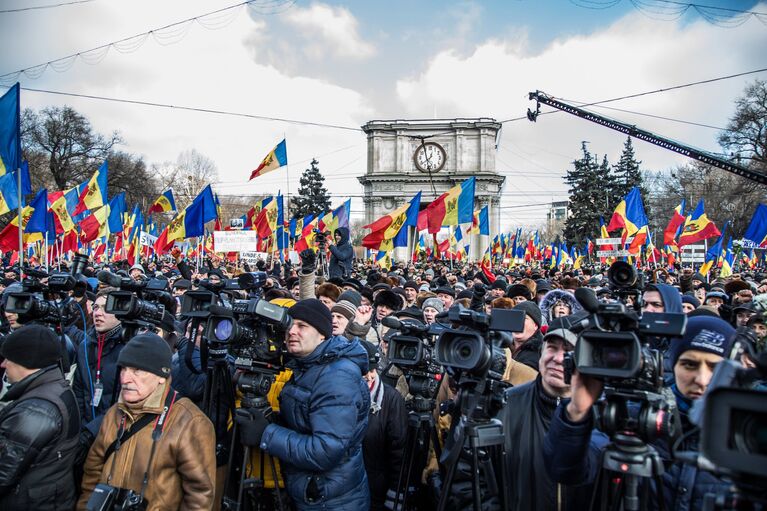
[78,333,216,510]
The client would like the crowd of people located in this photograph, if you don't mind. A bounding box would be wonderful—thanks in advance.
[0,227,765,510]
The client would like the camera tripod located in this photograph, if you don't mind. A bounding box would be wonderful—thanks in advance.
[222,369,286,511]
[591,434,666,511]
[201,340,237,467]
[393,394,442,511]
[436,387,509,511]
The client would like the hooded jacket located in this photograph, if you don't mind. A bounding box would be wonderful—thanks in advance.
[645,283,684,381]
[329,227,354,280]
[539,289,584,324]
[260,335,371,510]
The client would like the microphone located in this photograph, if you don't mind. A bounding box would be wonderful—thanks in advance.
[208,304,233,317]
[96,270,123,287]
[575,287,600,313]
[381,316,402,330]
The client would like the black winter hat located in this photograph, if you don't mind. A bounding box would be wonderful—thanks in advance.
[117,333,172,377]
[513,301,542,328]
[403,280,419,291]
[289,298,333,340]
[434,286,456,298]
[507,284,532,300]
[374,289,403,311]
[0,324,62,369]
[491,280,508,291]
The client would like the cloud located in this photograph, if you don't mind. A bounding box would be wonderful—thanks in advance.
[281,3,375,60]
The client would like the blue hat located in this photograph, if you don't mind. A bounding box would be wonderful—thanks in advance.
[669,316,735,367]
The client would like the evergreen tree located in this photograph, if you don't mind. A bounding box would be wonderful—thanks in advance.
[563,143,606,246]
[292,158,331,219]
[612,136,649,217]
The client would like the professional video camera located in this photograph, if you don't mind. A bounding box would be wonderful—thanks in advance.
[561,262,688,511]
[435,304,525,511]
[99,270,174,342]
[682,336,767,509]
[6,253,90,326]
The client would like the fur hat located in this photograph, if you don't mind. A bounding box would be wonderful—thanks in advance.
[374,289,403,311]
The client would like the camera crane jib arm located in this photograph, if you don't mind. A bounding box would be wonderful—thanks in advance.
[527,91,767,186]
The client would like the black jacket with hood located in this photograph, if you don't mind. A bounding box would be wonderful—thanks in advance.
[329,227,354,279]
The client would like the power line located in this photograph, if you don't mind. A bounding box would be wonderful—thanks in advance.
[569,0,767,27]
[0,0,296,84]
[500,66,767,123]
[0,0,94,13]
[575,102,730,131]
[15,86,364,132]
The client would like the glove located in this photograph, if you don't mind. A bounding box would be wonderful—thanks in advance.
[300,249,316,273]
[236,406,273,447]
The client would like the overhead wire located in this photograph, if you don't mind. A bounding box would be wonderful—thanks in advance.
[0,0,94,14]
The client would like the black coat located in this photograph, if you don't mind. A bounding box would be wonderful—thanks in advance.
[0,366,80,510]
[513,330,543,371]
[497,377,593,511]
[362,381,407,510]
[329,227,354,279]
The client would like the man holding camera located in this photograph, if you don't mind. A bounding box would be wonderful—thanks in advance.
[544,316,735,511]
[79,333,216,510]
[235,298,371,509]
[328,227,354,280]
[0,325,81,510]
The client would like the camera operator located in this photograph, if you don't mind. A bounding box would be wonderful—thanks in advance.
[79,333,216,510]
[543,316,736,511]
[236,298,371,509]
[72,288,125,441]
[328,227,354,280]
[0,325,80,510]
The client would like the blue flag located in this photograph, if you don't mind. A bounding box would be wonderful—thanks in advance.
[0,84,21,176]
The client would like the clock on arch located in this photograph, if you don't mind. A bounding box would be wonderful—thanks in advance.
[413,142,446,172]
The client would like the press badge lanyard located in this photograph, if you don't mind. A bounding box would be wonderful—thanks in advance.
[92,335,106,407]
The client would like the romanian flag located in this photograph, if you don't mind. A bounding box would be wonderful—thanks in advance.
[148,189,176,214]
[627,226,649,254]
[362,192,421,250]
[742,204,767,248]
[607,187,649,239]
[250,139,288,180]
[0,189,47,251]
[424,177,475,234]
[663,200,686,246]
[678,199,720,247]
[0,84,21,176]
[73,161,108,215]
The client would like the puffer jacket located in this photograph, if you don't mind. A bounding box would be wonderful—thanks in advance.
[71,325,125,438]
[260,335,370,510]
[77,380,216,510]
[539,289,584,324]
[328,227,354,279]
[543,396,729,511]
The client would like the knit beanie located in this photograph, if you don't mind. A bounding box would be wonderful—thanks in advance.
[289,298,333,340]
[422,297,444,313]
[117,333,172,377]
[668,316,735,368]
[0,324,62,369]
[331,300,357,322]
[338,289,362,308]
[513,301,542,328]
[681,294,701,309]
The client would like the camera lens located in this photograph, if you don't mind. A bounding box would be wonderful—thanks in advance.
[733,409,767,455]
[452,337,477,365]
[594,345,630,369]
[214,319,233,341]
[398,345,418,360]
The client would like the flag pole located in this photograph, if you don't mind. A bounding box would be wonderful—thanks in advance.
[284,134,290,222]
[16,166,23,274]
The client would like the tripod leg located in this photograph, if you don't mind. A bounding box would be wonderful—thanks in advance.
[268,453,285,511]
[436,451,459,511]
[237,446,250,511]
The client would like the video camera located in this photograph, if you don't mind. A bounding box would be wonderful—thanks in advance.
[99,270,174,341]
[6,253,90,326]
[564,262,687,442]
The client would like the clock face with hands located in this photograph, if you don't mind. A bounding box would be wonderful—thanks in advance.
[414,142,446,172]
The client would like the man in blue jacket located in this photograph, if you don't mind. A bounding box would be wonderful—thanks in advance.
[543,316,735,511]
[236,298,371,510]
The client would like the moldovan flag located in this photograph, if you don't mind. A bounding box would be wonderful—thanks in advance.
[0,189,47,251]
[79,205,110,243]
[469,205,490,235]
[720,237,734,278]
[663,200,686,246]
[254,198,279,238]
[148,189,177,214]
[0,171,19,215]
[73,161,108,215]
[700,221,728,276]
[677,199,720,247]
[0,83,21,176]
[424,177,475,234]
[250,139,287,180]
[742,204,767,248]
[50,193,75,234]
[362,192,421,250]
[607,187,649,239]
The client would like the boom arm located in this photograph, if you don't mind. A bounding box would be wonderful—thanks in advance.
[527,91,767,186]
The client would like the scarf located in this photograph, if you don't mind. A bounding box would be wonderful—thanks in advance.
[671,383,692,415]
[369,374,384,415]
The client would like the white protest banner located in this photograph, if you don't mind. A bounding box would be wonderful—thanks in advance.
[139,231,158,247]
[213,231,258,252]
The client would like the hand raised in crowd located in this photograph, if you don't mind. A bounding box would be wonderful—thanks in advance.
[299,248,316,272]
[355,304,373,325]
[565,369,604,423]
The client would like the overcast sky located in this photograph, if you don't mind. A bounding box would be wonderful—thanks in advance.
[1,0,765,231]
